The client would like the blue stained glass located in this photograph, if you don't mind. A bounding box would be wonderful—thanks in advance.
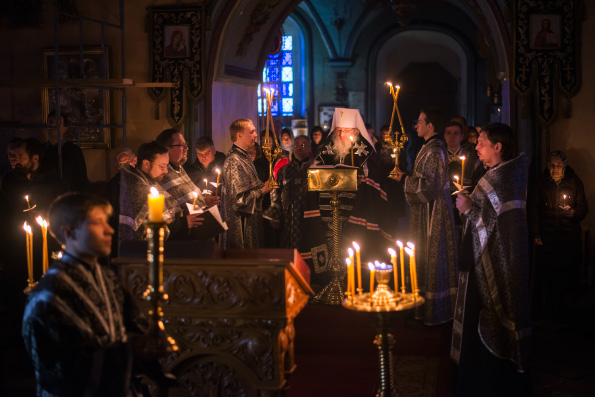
[281,67,293,82]
[281,52,293,66]
[257,84,261,97]
[266,59,279,67]
[267,67,280,82]
[282,35,293,51]
[281,83,294,97]
[268,52,280,60]
[258,100,262,114]
[282,98,293,115]
[271,100,279,117]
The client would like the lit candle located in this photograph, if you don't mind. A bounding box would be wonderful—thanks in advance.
[388,248,398,292]
[36,216,49,274]
[348,247,355,295]
[397,240,405,293]
[350,136,355,166]
[216,168,221,196]
[147,186,164,222]
[563,194,567,207]
[269,89,280,147]
[368,262,375,294]
[23,222,33,284]
[25,195,31,209]
[459,156,466,189]
[192,191,198,210]
[386,82,397,133]
[346,258,354,297]
[264,89,271,139]
[203,179,208,191]
[406,242,418,296]
[353,242,362,294]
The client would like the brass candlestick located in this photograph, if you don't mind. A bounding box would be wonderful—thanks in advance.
[143,221,178,354]
[384,83,408,180]
[343,267,424,397]
[261,136,282,189]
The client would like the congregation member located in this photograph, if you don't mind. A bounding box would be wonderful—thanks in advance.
[530,150,588,320]
[309,126,326,158]
[115,147,137,169]
[452,123,532,395]
[118,141,203,243]
[264,135,313,249]
[220,119,272,248]
[155,129,217,209]
[22,192,172,396]
[0,137,22,184]
[395,108,457,326]
[42,111,89,192]
[184,136,226,193]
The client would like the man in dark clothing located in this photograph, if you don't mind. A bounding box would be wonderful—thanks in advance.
[184,136,226,194]
[22,192,171,396]
[42,112,89,192]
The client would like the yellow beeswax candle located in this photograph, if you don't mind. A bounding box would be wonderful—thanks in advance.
[397,240,405,293]
[147,186,164,222]
[350,136,354,166]
[388,248,398,291]
[353,242,362,293]
[192,191,199,210]
[36,216,49,273]
[368,262,375,294]
[459,156,466,189]
[216,168,221,196]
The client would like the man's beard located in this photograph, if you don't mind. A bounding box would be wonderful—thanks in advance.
[14,163,32,175]
[333,139,351,162]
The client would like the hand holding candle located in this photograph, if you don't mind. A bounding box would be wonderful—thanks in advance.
[147,187,164,222]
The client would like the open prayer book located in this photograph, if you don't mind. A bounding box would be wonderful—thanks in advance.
[185,203,228,240]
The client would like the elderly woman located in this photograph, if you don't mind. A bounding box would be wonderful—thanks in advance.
[530,150,588,319]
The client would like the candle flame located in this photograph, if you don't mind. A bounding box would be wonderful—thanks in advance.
[395,85,400,89]
[216,168,221,174]
[346,258,352,266]
[563,194,567,198]
[36,216,47,227]
[396,240,403,248]
[388,248,396,257]
[23,221,28,231]
[348,247,354,257]
[368,262,375,271]
[352,241,360,251]
[407,242,415,250]
[193,191,198,198]
[149,186,159,197]
[25,195,29,201]
[385,81,392,87]
[454,175,459,181]
[459,156,466,160]
[405,247,413,256]
[350,136,354,142]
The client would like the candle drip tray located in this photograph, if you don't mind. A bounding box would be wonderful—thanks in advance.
[343,288,424,313]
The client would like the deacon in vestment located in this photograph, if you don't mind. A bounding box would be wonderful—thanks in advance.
[395,108,458,326]
[264,135,313,249]
[22,193,170,396]
[301,108,390,286]
[452,123,532,395]
[119,141,202,243]
[220,119,272,248]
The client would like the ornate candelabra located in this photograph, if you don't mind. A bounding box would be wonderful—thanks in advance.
[308,167,358,305]
[384,83,408,180]
[343,265,424,397]
[262,88,282,188]
[143,221,178,354]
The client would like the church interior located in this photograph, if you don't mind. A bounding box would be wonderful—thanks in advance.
[1,0,595,395]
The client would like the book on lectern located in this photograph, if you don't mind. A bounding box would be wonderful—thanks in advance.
[185,203,228,241]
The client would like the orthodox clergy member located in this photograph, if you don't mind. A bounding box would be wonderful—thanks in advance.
[395,108,457,326]
[22,192,172,396]
[264,135,313,249]
[119,141,203,242]
[220,119,272,248]
[155,129,218,209]
[452,123,532,395]
[302,108,390,285]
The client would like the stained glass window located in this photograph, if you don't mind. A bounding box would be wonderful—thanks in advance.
[258,35,294,117]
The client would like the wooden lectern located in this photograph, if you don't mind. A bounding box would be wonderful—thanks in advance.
[114,247,313,396]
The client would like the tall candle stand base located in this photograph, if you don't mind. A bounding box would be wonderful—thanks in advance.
[313,191,345,305]
[143,222,178,355]
[343,272,424,397]
[23,279,38,295]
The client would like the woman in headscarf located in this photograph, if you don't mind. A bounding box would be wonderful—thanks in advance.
[530,150,589,319]
[309,125,326,158]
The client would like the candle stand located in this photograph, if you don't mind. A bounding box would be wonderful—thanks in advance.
[308,167,358,305]
[385,131,408,180]
[343,270,424,396]
[143,221,178,355]
[262,136,282,189]
[23,279,37,295]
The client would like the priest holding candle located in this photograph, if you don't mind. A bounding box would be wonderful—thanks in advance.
[393,107,458,326]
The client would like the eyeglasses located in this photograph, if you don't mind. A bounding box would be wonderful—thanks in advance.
[169,143,188,149]
[295,143,309,148]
